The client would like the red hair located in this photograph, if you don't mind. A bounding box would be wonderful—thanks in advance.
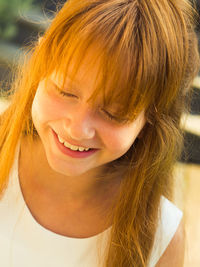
[0,0,199,265]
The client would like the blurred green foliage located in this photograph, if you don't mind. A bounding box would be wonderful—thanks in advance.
[0,0,34,40]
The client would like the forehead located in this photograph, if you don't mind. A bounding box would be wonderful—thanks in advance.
[48,41,148,120]
[51,50,101,93]
[50,47,119,105]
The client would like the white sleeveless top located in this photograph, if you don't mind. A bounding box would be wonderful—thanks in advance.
[0,143,183,267]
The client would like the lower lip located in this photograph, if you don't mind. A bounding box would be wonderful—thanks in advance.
[52,130,99,158]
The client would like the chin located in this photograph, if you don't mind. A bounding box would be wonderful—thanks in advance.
[48,160,90,177]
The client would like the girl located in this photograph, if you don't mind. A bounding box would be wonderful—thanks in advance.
[0,0,199,266]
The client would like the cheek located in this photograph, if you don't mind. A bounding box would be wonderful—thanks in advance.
[31,88,67,125]
[101,116,146,154]
[101,128,138,154]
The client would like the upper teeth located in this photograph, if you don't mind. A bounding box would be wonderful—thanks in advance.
[57,134,90,151]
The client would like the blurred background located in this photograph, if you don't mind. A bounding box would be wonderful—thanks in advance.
[0,0,199,266]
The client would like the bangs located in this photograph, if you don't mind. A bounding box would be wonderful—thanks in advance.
[51,38,150,122]
[36,0,189,121]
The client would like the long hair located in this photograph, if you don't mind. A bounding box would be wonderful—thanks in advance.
[0,0,199,266]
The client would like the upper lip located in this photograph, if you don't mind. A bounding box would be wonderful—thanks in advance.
[54,130,98,149]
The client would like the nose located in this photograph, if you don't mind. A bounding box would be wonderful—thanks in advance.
[63,106,96,141]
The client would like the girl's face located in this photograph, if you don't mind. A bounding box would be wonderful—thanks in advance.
[31,60,146,177]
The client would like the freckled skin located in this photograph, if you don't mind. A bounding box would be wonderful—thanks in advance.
[19,53,147,238]
[31,47,146,178]
[31,76,146,177]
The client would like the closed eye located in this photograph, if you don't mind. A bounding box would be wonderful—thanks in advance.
[53,83,78,99]
[101,108,129,124]
[102,109,118,121]
[49,79,78,98]
[58,90,78,98]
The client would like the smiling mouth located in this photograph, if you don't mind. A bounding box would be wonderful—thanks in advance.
[56,133,92,152]
[52,130,99,159]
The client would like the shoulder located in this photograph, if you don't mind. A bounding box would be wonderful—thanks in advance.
[155,219,185,267]
[148,196,184,267]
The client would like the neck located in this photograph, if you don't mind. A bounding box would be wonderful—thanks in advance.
[19,136,121,206]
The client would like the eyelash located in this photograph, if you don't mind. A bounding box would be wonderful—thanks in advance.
[100,108,119,122]
[57,88,126,123]
[58,90,77,98]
